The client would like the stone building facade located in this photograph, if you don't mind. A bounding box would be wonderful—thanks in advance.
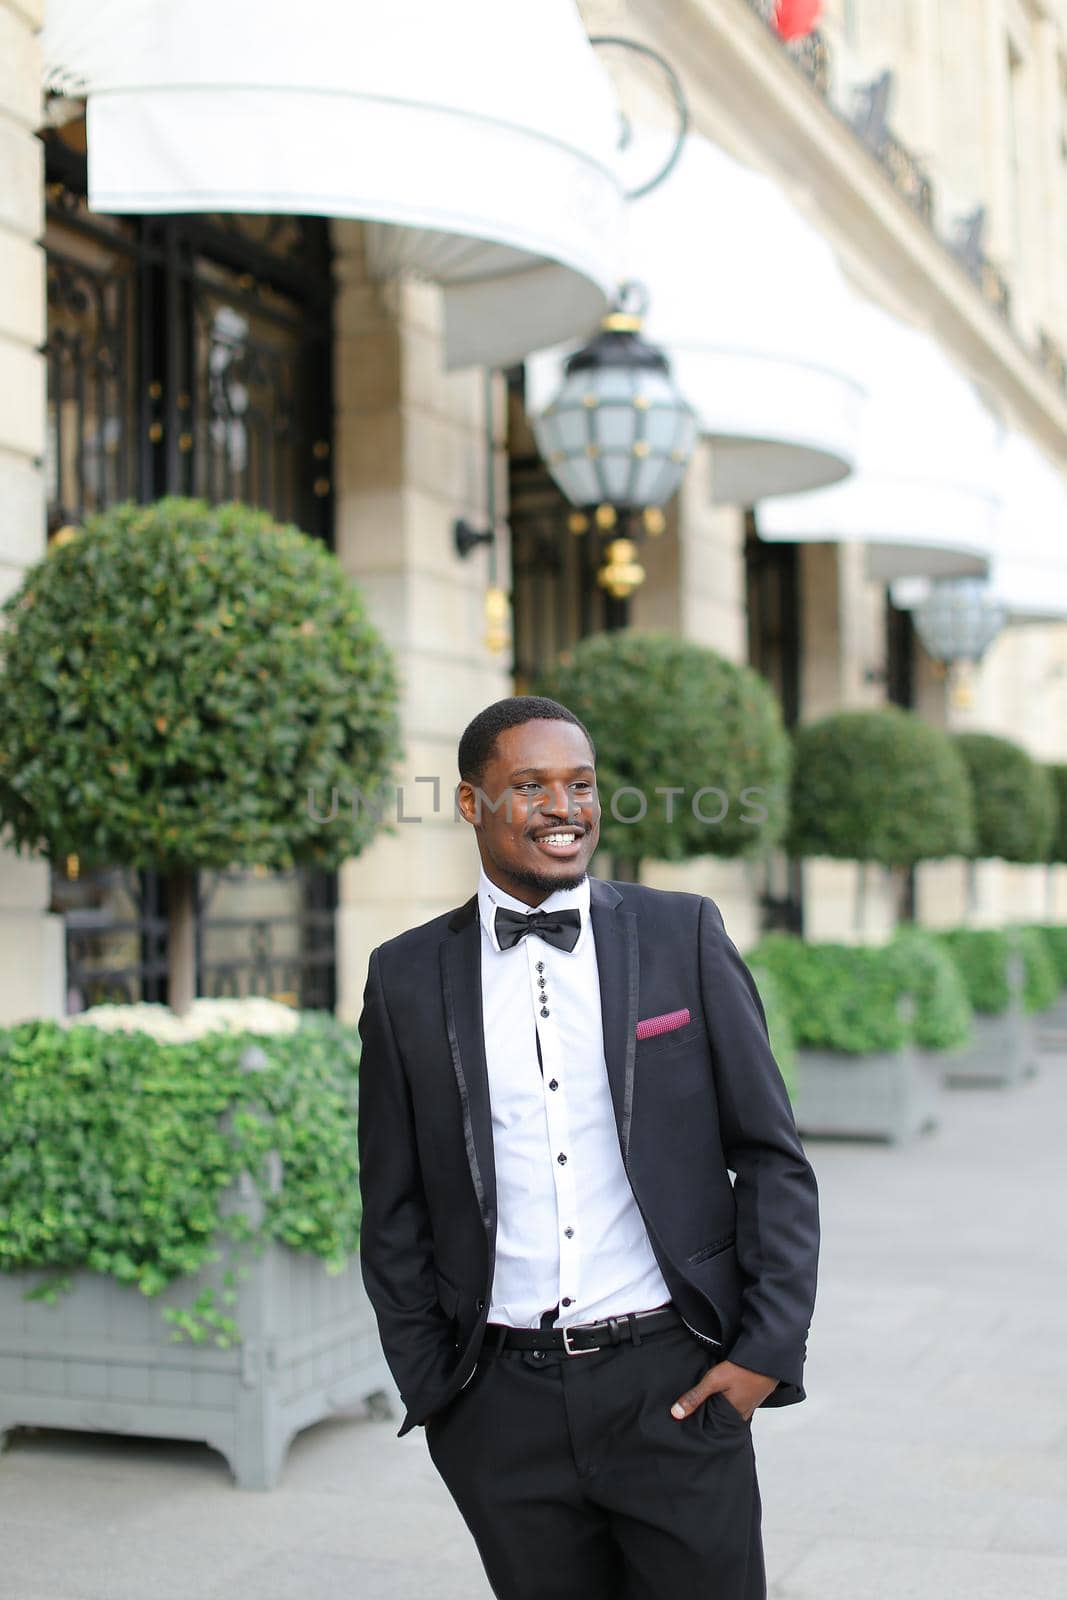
[3,0,1067,1026]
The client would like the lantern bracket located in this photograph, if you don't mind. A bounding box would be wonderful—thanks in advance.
[454,518,495,559]
[588,36,689,201]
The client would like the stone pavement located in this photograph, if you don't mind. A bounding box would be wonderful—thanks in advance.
[2,1056,1066,1600]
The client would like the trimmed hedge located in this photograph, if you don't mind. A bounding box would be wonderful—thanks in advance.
[748,929,975,1056]
[747,962,797,1100]
[0,1011,361,1346]
[935,927,1059,1016]
[746,934,908,1056]
[1028,923,1067,988]
[1047,766,1067,863]
[537,631,791,867]
[954,733,1055,864]
[789,708,973,867]
[1014,927,1060,1013]
[886,927,973,1052]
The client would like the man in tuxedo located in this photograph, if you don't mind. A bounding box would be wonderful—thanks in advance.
[357,695,819,1600]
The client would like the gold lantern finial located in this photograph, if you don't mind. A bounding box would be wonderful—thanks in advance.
[597,538,645,601]
[484,585,511,655]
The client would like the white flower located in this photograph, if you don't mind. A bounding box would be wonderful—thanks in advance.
[66,997,301,1044]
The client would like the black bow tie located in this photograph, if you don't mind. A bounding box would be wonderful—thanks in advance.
[494,906,582,953]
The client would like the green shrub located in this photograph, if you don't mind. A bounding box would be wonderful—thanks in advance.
[954,733,1055,863]
[537,631,790,870]
[886,927,972,1052]
[746,962,796,1100]
[789,708,973,867]
[1014,927,1059,1013]
[1046,766,1067,863]
[0,1011,361,1346]
[936,928,1011,1015]
[746,934,908,1055]
[935,927,1059,1016]
[1028,923,1067,988]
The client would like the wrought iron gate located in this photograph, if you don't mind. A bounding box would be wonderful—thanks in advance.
[43,120,338,1013]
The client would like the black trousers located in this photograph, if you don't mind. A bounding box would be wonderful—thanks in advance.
[424,1317,766,1600]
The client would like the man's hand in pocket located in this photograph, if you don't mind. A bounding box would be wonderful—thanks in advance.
[670,1359,778,1423]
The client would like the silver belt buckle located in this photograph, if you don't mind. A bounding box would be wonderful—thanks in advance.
[561,1323,600,1356]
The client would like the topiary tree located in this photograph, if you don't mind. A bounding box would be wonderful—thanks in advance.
[537,630,790,879]
[1045,765,1067,865]
[0,498,401,1014]
[788,707,974,930]
[1042,764,1067,916]
[954,733,1055,864]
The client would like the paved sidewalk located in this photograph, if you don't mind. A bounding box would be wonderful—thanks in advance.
[2,1057,1066,1600]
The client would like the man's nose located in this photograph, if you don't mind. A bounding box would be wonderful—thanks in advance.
[541,784,570,817]
[540,784,584,822]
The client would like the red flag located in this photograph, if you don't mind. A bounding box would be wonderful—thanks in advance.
[775,0,822,40]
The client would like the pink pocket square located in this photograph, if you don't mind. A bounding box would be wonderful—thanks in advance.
[636,1008,691,1041]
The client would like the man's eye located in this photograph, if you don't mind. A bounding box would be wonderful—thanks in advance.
[517,783,544,793]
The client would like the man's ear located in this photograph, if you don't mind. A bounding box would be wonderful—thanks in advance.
[456,781,479,827]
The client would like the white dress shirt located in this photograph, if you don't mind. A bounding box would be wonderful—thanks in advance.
[477,866,673,1328]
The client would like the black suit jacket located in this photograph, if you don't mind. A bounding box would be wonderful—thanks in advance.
[356,878,820,1438]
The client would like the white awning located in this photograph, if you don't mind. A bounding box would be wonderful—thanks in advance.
[526,131,865,503]
[41,0,625,369]
[986,434,1067,621]
[758,302,1001,581]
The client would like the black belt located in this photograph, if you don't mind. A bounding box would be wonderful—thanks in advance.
[484,1303,682,1357]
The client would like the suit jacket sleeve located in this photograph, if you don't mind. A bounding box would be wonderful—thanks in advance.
[698,897,820,1400]
[357,946,456,1415]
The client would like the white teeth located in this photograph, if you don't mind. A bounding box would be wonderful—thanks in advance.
[539,832,579,846]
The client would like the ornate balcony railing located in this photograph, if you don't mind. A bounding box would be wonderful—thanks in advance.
[1037,329,1067,394]
[950,206,1012,322]
[743,3,1023,340]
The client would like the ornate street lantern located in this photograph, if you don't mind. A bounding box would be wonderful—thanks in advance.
[912,576,1007,707]
[531,282,698,600]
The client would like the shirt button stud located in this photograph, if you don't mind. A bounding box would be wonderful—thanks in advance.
[564,1227,574,1238]
[562,1297,573,1306]
[557,1152,567,1164]
[548,1079,558,1090]
[536,961,545,972]
[540,1007,550,1018]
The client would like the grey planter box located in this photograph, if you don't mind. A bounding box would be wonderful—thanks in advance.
[0,1196,398,1490]
[794,1044,940,1143]
[944,1009,1038,1087]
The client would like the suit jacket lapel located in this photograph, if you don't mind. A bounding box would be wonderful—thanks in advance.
[589,878,640,1165]
[441,897,496,1233]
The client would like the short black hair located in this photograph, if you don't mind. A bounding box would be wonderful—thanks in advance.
[458,696,595,786]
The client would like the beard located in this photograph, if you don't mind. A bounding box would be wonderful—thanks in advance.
[501,859,589,897]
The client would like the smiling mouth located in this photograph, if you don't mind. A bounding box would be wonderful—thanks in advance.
[530,829,586,855]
